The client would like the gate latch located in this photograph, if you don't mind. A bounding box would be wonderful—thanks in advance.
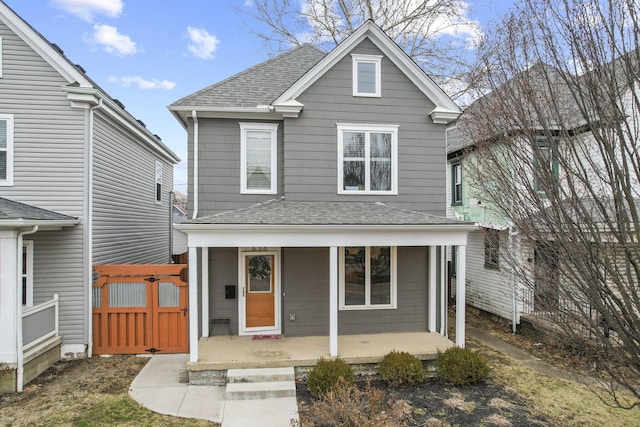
[145,276,159,282]
[145,347,162,353]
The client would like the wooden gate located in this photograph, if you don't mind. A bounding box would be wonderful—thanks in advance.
[92,264,188,355]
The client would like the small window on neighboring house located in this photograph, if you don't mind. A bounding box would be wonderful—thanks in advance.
[0,114,14,186]
[352,54,382,97]
[22,241,33,307]
[155,161,162,204]
[337,124,398,194]
[451,162,462,205]
[340,246,397,309]
[533,140,559,196]
[484,228,500,269]
[240,122,278,194]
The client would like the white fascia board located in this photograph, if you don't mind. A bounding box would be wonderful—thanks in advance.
[178,224,476,248]
[0,3,92,87]
[67,87,181,164]
[273,21,461,119]
[168,106,281,123]
[0,219,80,230]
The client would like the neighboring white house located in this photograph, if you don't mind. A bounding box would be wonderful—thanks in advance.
[0,1,180,392]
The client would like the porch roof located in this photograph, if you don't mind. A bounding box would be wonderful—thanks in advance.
[0,197,79,229]
[183,199,470,226]
[178,200,476,248]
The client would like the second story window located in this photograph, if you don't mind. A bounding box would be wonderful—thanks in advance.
[451,162,462,205]
[533,140,559,196]
[337,124,398,195]
[240,122,278,194]
[352,54,382,97]
[155,161,163,204]
[0,114,14,186]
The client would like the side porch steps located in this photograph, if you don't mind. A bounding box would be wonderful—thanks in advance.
[225,367,296,400]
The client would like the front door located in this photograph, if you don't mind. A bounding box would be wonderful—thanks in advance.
[241,251,280,334]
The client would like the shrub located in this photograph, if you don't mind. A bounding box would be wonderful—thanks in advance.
[378,350,426,387]
[298,380,412,427]
[306,357,354,398]
[436,347,490,385]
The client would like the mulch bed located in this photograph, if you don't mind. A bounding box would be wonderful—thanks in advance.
[296,375,552,426]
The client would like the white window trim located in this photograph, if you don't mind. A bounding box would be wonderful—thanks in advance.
[337,123,398,195]
[352,54,382,97]
[240,122,278,194]
[23,240,33,307]
[155,160,162,204]
[339,246,397,310]
[0,113,14,186]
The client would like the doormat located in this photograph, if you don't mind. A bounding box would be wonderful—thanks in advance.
[252,334,282,340]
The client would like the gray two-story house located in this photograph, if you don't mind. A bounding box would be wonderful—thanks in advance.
[171,21,474,364]
[0,1,179,392]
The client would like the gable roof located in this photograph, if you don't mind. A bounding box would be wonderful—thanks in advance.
[0,1,180,164]
[0,197,79,229]
[169,20,460,125]
[171,44,326,110]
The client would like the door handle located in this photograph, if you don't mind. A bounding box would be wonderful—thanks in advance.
[182,307,187,316]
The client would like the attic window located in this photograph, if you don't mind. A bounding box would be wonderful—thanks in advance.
[352,54,382,97]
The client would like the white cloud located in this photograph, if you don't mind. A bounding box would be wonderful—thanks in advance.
[90,24,137,56]
[51,0,123,22]
[244,0,254,6]
[187,26,220,60]
[108,76,176,90]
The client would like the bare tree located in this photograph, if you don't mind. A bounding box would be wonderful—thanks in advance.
[462,0,639,408]
[241,0,481,99]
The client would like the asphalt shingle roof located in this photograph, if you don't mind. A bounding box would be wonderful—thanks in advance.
[0,197,77,221]
[170,44,326,109]
[186,199,470,226]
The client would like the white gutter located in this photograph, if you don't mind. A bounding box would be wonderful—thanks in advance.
[86,99,102,358]
[16,225,38,392]
[191,110,199,219]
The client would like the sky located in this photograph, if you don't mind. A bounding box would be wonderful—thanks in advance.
[5,0,514,193]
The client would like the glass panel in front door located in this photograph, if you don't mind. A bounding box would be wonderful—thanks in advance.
[248,255,273,293]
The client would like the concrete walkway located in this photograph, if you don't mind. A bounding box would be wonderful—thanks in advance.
[129,354,298,426]
[466,325,603,388]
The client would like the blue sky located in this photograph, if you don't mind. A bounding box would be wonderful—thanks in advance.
[5,0,513,193]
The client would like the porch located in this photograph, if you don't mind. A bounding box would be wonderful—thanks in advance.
[189,331,455,371]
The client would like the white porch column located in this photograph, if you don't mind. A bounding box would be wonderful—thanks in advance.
[188,247,199,363]
[440,245,446,335]
[201,247,209,338]
[329,246,338,357]
[456,245,466,347]
[428,246,437,332]
[0,231,18,365]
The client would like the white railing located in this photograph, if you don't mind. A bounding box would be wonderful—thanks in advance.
[22,294,59,352]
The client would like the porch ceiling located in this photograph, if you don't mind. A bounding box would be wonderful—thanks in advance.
[189,332,455,371]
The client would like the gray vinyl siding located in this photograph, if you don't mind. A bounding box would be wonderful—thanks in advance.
[207,248,239,335]
[282,248,330,336]
[92,111,173,264]
[340,247,429,334]
[284,39,446,214]
[0,20,87,345]
[188,118,284,216]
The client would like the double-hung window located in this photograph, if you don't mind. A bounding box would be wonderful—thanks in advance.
[0,114,14,186]
[533,139,558,196]
[337,124,398,194]
[451,162,462,205]
[340,246,396,309]
[240,123,278,194]
[352,54,382,97]
[155,161,162,204]
[484,228,500,269]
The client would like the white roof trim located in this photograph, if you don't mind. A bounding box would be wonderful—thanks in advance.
[0,218,80,230]
[273,21,461,123]
[0,2,92,87]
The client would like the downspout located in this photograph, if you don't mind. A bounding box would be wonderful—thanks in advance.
[191,110,199,219]
[16,225,38,392]
[86,99,103,358]
[509,226,518,333]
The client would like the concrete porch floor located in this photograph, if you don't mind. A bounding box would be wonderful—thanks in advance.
[188,332,454,371]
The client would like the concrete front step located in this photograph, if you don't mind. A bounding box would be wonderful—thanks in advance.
[225,367,296,400]
[225,380,296,400]
[226,367,295,384]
